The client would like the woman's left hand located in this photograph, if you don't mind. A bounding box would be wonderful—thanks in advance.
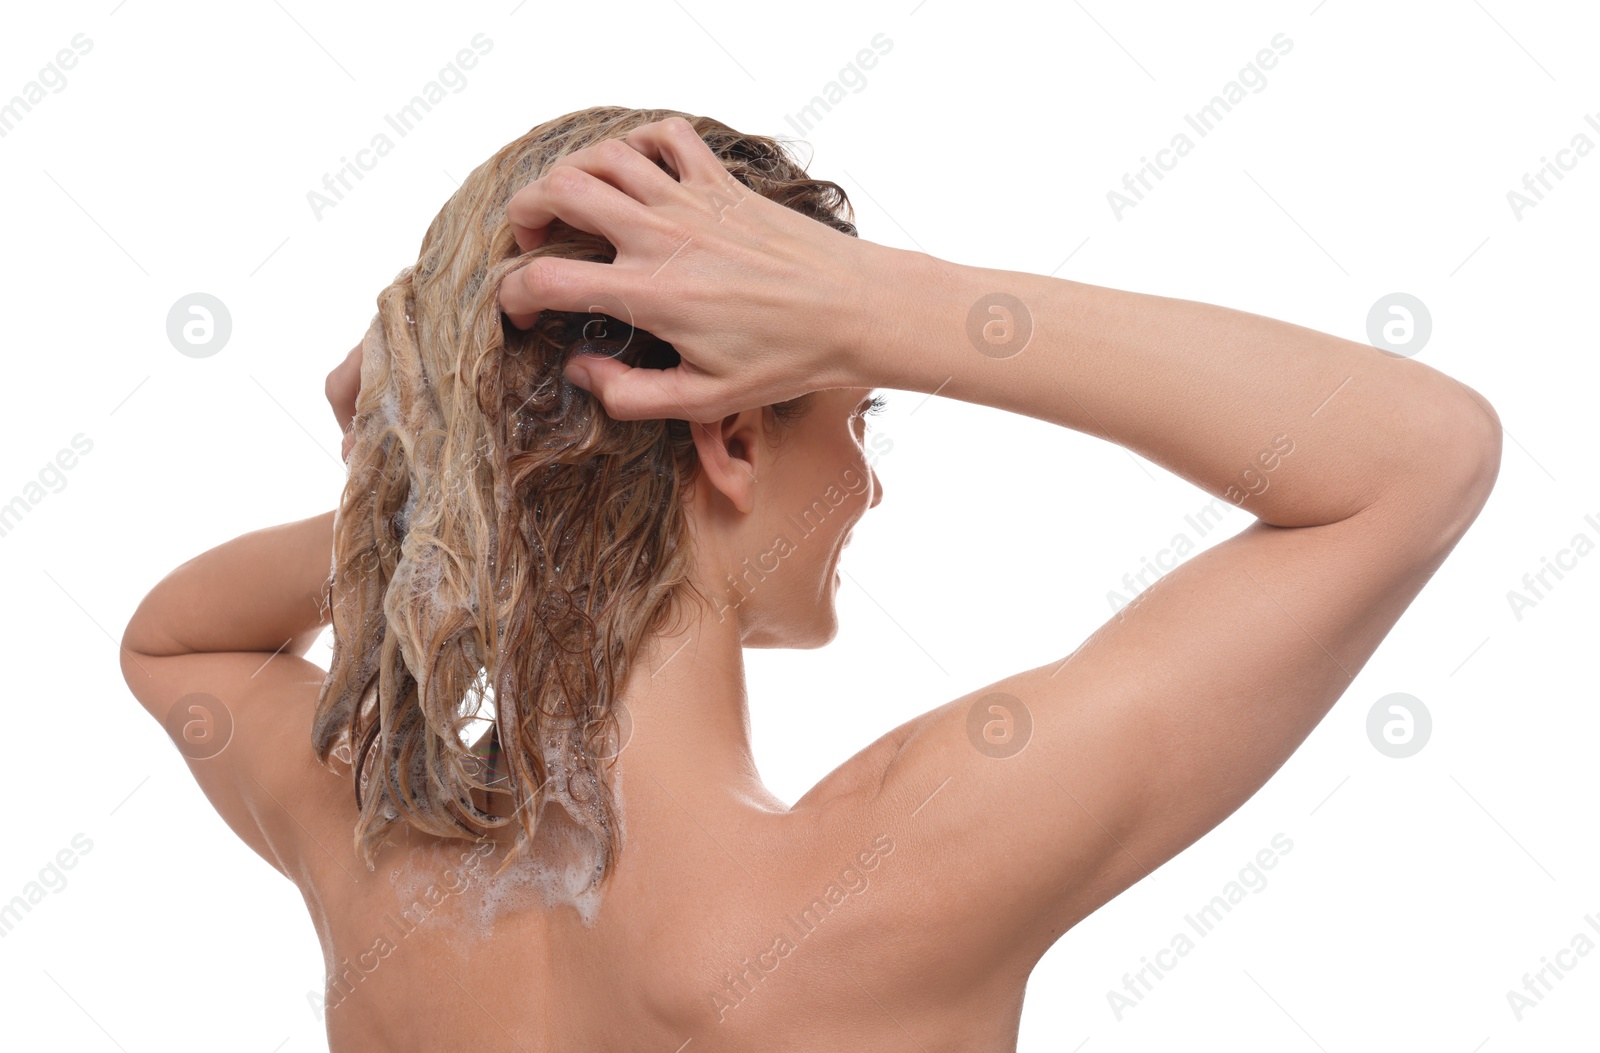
[326,339,363,462]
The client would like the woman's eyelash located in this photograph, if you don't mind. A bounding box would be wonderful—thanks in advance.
[865,395,888,417]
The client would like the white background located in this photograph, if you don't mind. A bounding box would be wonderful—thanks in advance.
[1,0,1595,1049]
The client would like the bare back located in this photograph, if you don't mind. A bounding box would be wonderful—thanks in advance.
[292,731,1026,1053]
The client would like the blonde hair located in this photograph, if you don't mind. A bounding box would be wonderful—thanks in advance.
[313,106,857,879]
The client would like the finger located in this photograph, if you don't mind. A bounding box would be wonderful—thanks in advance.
[504,165,655,256]
[546,137,689,212]
[565,353,721,423]
[621,117,733,187]
[506,121,722,255]
[498,255,649,330]
[326,341,363,430]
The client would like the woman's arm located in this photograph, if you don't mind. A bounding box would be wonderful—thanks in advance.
[863,249,1499,532]
[118,349,359,873]
[804,245,1501,990]
[497,117,1496,520]
[119,511,344,877]
[121,509,336,660]
[124,346,356,660]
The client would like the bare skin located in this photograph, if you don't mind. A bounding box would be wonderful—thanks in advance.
[121,117,1502,1051]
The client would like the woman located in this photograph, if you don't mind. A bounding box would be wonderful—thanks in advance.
[120,106,1501,1051]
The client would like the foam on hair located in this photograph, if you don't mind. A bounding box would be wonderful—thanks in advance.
[313,105,858,886]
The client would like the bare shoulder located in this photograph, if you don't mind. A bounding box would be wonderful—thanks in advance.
[243,664,366,885]
[802,446,1496,992]
[120,644,360,884]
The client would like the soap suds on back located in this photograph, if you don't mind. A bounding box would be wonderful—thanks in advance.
[359,299,627,934]
[385,719,625,938]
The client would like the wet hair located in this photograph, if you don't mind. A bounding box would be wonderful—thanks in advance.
[312,106,858,880]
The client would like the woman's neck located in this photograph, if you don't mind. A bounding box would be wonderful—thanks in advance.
[467,595,783,830]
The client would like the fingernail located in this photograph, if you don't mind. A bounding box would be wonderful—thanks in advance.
[565,360,591,388]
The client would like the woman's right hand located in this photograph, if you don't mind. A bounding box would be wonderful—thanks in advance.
[496,117,892,422]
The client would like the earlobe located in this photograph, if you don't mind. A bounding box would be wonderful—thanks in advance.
[689,412,761,515]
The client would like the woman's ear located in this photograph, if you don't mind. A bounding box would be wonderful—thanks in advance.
[689,409,765,515]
